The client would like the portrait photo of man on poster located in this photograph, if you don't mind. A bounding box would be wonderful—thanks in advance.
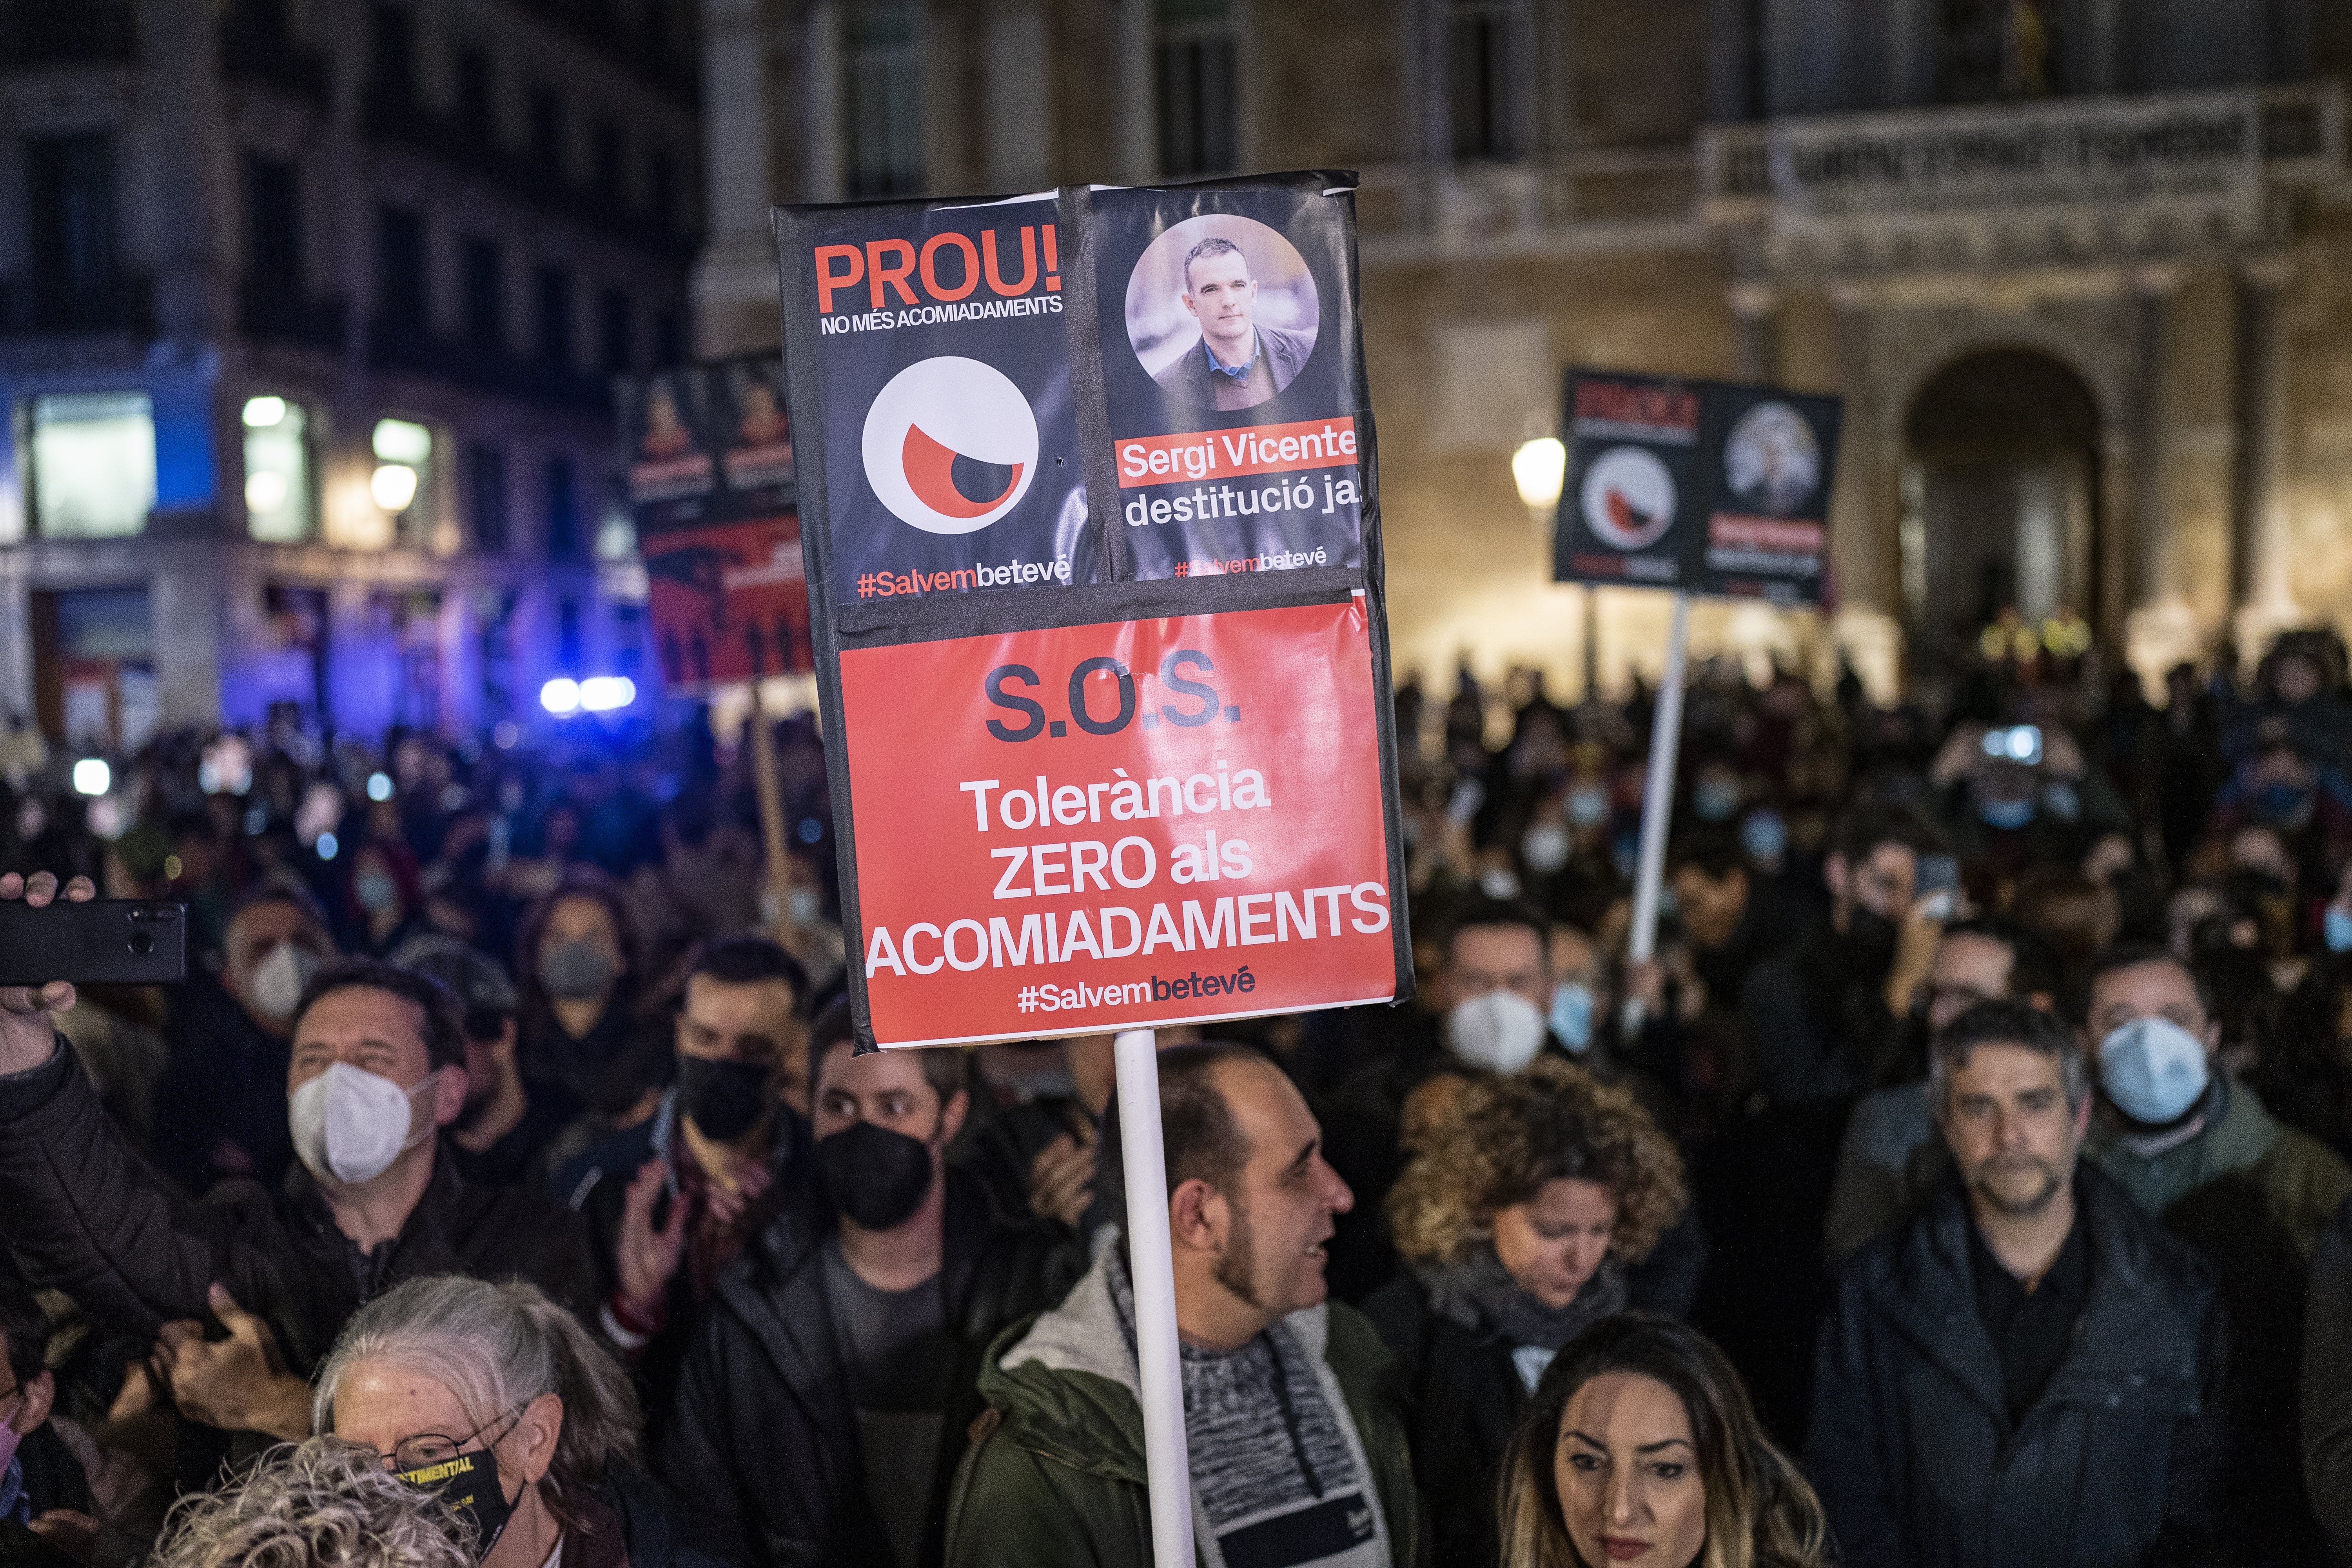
[1128,214,1321,415]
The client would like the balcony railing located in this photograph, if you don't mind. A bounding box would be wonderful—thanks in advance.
[367,316,611,410]
[1353,149,1702,259]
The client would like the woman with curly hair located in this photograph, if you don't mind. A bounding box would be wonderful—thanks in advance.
[1364,1057,1690,1568]
[1496,1314,1827,1568]
[151,1440,472,1568]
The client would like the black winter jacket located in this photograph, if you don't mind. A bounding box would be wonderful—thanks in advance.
[1809,1167,2227,1568]
[658,1171,1077,1568]
[0,1038,597,1376]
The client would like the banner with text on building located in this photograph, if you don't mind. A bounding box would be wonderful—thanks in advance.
[1552,370,1843,606]
[774,173,1408,1049]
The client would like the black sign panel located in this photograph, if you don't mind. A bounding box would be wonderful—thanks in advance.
[1552,370,1841,605]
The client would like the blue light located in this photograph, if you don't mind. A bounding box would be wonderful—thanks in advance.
[579,675,635,712]
[798,817,823,844]
[317,831,339,860]
[72,759,110,797]
[541,678,582,715]
[366,771,394,802]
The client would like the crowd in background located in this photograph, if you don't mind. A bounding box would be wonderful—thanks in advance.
[7,616,2352,1567]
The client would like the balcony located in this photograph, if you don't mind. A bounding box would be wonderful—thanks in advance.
[0,273,152,337]
[367,316,611,411]
[240,280,347,352]
[1695,81,2348,277]
[1353,150,1705,264]
[361,86,699,261]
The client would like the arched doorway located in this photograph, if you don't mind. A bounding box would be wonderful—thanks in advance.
[1900,349,2103,670]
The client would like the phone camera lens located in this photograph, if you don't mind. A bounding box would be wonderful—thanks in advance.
[129,930,154,955]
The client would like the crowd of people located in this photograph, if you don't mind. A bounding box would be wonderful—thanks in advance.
[7,621,2352,1568]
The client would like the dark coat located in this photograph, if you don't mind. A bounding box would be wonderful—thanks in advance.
[1809,1167,2227,1568]
[0,1039,597,1377]
[1150,323,1315,408]
[563,1461,725,1568]
[2302,1193,2352,1561]
[658,1171,1076,1568]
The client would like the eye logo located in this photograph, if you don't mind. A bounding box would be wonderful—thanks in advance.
[1579,445,1676,552]
[860,356,1039,535]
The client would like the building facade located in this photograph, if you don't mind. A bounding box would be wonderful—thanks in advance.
[0,0,701,751]
[693,0,2352,700]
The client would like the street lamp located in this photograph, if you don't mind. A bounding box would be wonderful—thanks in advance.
[1512,436,1599,705]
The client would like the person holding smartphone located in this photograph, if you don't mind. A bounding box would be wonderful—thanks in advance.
[0,871,595,1455]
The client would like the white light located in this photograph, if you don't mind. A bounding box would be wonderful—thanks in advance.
[316,830,339,860]
[245,470,287,512]
[1512,437,1568,511]
[242,396,287,428]
[366,771,394,802]
[579,675,635,712]
[72,758,110,796]
[370,463,419,512]
[372,418,433,464]
[540,678,582,715]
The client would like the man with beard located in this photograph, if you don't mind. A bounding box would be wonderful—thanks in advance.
[945,1044,1425,1568]
[389,935,574,1188]
[1809,1002,2226,1568]
[661,1002,1067,1568]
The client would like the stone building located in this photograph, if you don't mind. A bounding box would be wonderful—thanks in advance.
[0,0,700,749]
[693,0,2352,699]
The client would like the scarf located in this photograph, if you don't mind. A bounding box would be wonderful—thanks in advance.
[1418,1241,1627,1352]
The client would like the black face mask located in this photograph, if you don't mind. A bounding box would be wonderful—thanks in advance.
[1843,904,1899,982]
[398,1445,515,1563]
[678,1055,773,1142]
[816,1119,936,1230]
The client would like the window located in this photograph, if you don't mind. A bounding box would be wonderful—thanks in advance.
[246,156,301,295]
[456,49,494,140]
[599,289,632,376]
[372,417,436,548]
[376,206,427,329]
[1154,0,1237,178]
[1448,0,1522,161]
[652,309,683,368]
[844,9,922,198]
[647,147,677,227]
[462,237,503,348]
[592,120,624,204]
[29,393,153,538]
[463,442,509,554]
[529,88,564,178]
[27,132,120,330]
[241,395,312,543]
[534,264,573,370]
[370,2,415,104]
[546,456,579,558]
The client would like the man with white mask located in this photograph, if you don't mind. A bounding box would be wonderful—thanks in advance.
[0,871,594,1450]
[2082,942,2351,1557]
[151,884,338,1197]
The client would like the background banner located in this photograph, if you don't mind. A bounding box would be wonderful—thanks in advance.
[1552,370,1842,604]
[775,173,1410,1049]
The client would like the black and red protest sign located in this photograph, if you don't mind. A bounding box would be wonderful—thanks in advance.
[621,353,813,688]
[774,174,1408,1049]
[1552,370,1842,605]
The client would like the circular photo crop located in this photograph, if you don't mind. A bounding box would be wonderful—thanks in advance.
[1125,214,1320,413]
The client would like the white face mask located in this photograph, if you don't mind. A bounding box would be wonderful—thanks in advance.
[1447,989,1547,1076]
[1522,823,1572,875]
[288,1062,440,1185]
[2097,1016,2210,1127]
[246,941,322,1024]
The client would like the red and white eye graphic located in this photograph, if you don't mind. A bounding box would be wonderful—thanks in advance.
[860,356,1039,535]
[1578,445,1677,552]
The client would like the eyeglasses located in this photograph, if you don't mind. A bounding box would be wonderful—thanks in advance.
[370,1403,525,1476]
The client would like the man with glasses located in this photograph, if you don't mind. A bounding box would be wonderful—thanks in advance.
[1824,917,2062,1259]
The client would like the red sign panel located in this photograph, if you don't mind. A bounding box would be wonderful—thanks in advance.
[644,514,812,688]
[838,598,1397,1046]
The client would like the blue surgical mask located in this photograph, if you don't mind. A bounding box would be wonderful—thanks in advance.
[2327,906,2352,955]
[1549,982,1595,1052]
[1693,779,1742,823]
[356,868,400,915]
[2098,1016,2210,1126]
[1978,796,2036,830]
[1740,811,1786,865]
[1567,786,1611,828]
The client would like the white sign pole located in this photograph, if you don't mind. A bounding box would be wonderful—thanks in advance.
[1626,592,1693,989]
[1113,1027,1194,1568]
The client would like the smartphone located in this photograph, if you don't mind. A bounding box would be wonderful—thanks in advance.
[0,900,188,987]
[1916,855,1959,921]
[1980,725,2044,766]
